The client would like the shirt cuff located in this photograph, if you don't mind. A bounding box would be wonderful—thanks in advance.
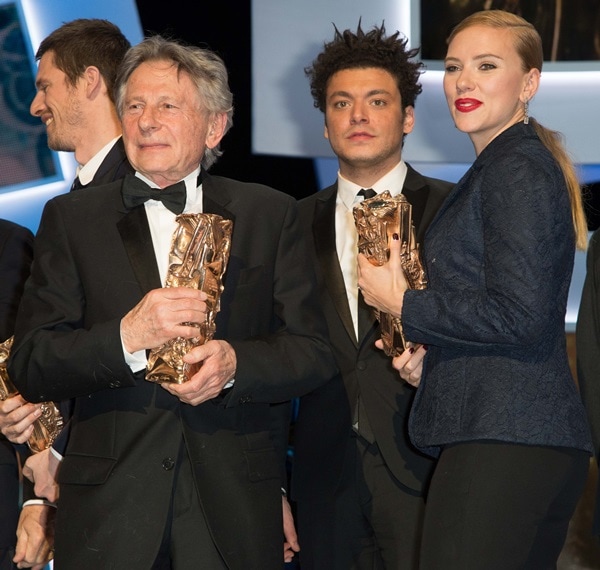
[50,446,64,462]
[22,499,57,508]
[120,325,147,372]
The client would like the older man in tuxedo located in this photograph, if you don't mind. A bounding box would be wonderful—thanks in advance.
[9,36,335,570]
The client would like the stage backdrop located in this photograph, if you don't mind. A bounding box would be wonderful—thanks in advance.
[0,0,598,331]
[251,0,600,330]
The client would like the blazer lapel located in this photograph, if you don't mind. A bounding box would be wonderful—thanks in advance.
[313,187,359,346]
[203,194,235,222]
[402,164,435,244]
[201,172,235,222]
[117,203,161,295]
[402,165,430,240]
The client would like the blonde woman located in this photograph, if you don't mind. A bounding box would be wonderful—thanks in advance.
[358,10,592,569]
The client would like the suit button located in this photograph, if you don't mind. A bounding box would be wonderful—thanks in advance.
[357,361,367,371]
[161,458,175,471]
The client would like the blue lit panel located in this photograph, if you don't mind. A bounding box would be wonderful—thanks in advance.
[0,2,59,193]
[0,0,143,233]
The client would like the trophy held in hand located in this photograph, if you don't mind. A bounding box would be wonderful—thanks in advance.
[0,336,64,452]
[146,213,233,384]
[353,191,427,357]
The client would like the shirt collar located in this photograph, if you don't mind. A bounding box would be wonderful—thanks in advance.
[336,160,408,210]
[76,136,121,186]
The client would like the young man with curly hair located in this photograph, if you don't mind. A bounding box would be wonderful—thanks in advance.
[290,22,453,569]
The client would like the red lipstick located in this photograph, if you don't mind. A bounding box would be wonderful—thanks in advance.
[455,98,482,113]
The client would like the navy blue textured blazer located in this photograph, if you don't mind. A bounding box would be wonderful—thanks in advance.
[402,122,592,457]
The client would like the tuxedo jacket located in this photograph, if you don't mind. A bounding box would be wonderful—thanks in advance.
[0,220,33,341]
[9,172,336,570]
[0,219,33,551]
[291,164,452,503]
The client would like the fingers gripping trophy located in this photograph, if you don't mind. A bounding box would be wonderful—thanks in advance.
[353,191,427,357]
[146,213,233,384]
[0,336,63,452]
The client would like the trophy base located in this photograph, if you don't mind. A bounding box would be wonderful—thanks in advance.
[145,356,201,385]
[145,373,188,385]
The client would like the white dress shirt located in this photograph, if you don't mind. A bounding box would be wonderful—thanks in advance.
[123,167,203,371]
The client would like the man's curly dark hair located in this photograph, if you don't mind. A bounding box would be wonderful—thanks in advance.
[305,21,424,113]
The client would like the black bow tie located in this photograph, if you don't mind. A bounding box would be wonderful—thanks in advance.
[122,174,187,214]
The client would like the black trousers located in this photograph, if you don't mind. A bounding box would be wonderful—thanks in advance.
[297,435,425,570]
[0,440,19,570]
[152,444,227,570]
[419,441,589,570]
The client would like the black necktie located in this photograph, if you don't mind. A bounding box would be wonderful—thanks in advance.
[121,174,187,215]
[357,188,376,200]
[356,188,376,340]
[354,188,377,442]
[70,177,84,192]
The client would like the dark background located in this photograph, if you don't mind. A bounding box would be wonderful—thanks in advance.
[135,0,320,201]
[420,0,600,61]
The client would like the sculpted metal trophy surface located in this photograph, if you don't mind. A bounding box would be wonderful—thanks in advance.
[353,191,427,356]
[146,213,233,384]
[0,336,64,452]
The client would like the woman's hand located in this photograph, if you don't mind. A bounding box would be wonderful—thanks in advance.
[357,234,408,317]
[375,339,426,388]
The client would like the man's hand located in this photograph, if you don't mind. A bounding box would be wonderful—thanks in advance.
[282,495,300,563]
[22,447,61,503]
[162,340,236,406]
[0,395,41,444]
[13,504,55,569]
[121,287,208,354]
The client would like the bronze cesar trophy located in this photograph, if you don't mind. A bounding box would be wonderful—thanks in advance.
[353,191,427,357]
[0,336,64,452]
[146,213,233,384]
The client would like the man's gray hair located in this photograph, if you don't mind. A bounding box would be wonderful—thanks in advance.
[115,35,234,170]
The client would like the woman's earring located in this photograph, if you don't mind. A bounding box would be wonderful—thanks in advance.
[523,99,529,125]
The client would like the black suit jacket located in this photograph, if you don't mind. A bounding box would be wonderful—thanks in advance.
[0,220,33,341]
[0,219,33,552]
[9,172,336,570]
[3,138,132,517]
[291,164,452,503]
[49,137,134,458]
